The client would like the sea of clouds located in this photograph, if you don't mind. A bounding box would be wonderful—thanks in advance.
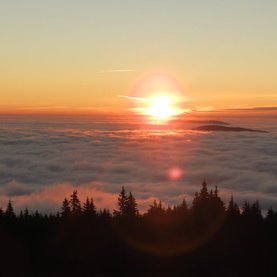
[0,115,277,213]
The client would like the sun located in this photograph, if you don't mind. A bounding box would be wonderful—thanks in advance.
[147,95,177,119]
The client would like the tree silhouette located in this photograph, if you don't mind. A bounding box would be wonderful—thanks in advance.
[70,190,81,216]
[242,200,263,224]
[114,187,139,219]
[0,207,4,218]
[24,207,30,218]
[251,200,263,221]
[33,210,41,219]
[210,185,225,215]
[114,186,128,217]
[5,200,15,219]
[61,197,71,218]
[191,180,211,215]
[99,208,111,219]
[83,197,96,217]
[1,181,277,276]
[173,198,188,219]
[146,199,166,222]
[200,180,209,198]
[242,201,251,216]
[227,195,240,218]
[266,207,275,222]
[178,198,188,213]
[125,192,139,218]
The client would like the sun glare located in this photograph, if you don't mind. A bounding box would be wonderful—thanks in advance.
[123,73,186,120]
[147,95,177,119]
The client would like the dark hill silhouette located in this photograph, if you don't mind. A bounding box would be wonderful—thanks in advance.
[169,119,230,125]
[193,124,267,133]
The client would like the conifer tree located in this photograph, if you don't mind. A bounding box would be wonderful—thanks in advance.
[227,196,240,217]
[0,207,4,218]
[179,198,188,212]
[250,200,263,221]
[175,198,189,217]
[146,199,165,219]
[114,186,128,217]
[24,207,30,218]
[5,200,16,219]
[191,181,226,224]
[191,192,199,208]
[61,198,71,218]
[166,205,173,215]
[191,181,209,212]
[19,210,24,219]
[70,190,82,216]
[242,201,251,216]
[199,180,209,199]
[125,192,139,217]
[266,207,275,222]
[83,197,96,217]
[99,208,111,218]
[211,185,225,214]
[34,210,41,218]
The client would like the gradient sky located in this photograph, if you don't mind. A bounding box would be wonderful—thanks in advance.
[1,0,277,114]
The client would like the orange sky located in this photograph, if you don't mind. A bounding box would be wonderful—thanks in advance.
[1,1,277,115]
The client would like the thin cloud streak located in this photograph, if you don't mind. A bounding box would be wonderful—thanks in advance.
[117,95,149,102]
[99,69,136,73]
[226,106,277,111]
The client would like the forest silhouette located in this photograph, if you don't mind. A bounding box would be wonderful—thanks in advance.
[0,181,276,276]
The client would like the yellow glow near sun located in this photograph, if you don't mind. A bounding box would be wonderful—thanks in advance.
[147,95,177,119]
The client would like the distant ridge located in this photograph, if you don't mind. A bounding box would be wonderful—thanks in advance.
[170,120,230,125]
[193,125,267,133]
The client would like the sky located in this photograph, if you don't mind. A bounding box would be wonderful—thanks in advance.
[1,0,277,114]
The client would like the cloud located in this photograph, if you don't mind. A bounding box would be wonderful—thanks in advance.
[99,69,136,73]
[0,116,277,212]
[227,106,277,111]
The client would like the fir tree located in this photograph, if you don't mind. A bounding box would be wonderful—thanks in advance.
[61,198,71,218]
[211,185,225,214]
[114,186,128,217]
[266,207,275,222]
[5,200,16,219]
[0,207,4,218]
[191,181,210,213]
[83,197,96,217]
[242,201,251,216]
[70,190,82,216]
[24,207,30,218]
[34,210,41,218]
[146,199,166,219]
[99,208,111,218]
[125,192,139,217]
[179,198,188,213]
[19,210,24,219]
[175,198,189,217]
[227,196,240,217]
[199,180,209,199]
[250,200,263,221]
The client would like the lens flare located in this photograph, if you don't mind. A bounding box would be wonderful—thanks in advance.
[168,167,183,180]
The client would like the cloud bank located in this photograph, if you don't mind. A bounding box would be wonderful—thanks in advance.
[0,115,276,212]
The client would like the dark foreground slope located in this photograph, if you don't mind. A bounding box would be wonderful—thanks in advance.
[0,182,276,277]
